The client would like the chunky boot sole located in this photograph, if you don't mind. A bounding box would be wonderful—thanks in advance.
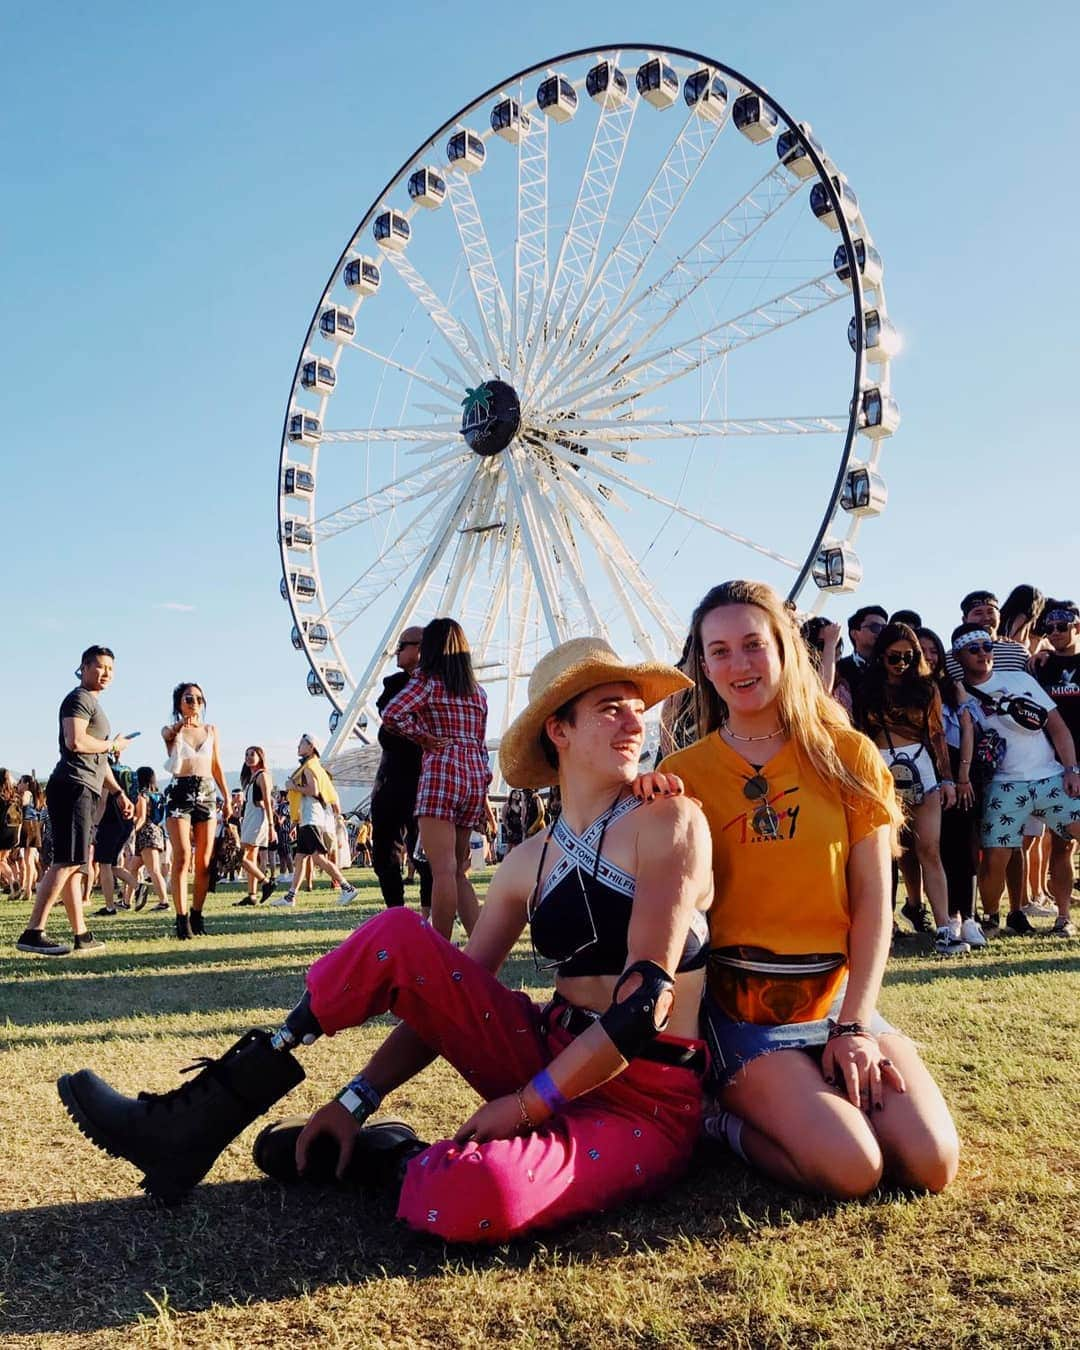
[58,1072,204,1202]
[252,1115,426,1187]
[57,1030,305,1203]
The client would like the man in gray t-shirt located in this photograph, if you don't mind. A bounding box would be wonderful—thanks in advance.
[54,684,112,793]
[16,646,134,957]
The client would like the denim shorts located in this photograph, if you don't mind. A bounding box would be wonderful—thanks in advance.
[702,988,900,1090]
[166,775,216,824]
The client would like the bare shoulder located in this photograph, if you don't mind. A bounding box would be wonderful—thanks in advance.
[633,793,709,849]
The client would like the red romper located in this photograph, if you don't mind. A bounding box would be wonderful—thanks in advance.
[380,672,490,830]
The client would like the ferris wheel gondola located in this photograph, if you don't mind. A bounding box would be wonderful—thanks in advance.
[276,45,898,762]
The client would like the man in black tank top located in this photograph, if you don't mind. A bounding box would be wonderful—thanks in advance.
[371,627,432,912]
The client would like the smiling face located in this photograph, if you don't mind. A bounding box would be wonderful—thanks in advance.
[179,685,205,718]
[699,603,782,718]
[545,681,646,783]
[1046,616,1080,653]
[964,598,1000,635]
[919,634,942,674]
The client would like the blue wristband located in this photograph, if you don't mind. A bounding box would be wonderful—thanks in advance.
[530,1068,567,1114]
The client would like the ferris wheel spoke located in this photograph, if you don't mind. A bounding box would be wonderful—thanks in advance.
[514,106,549,369]
[549,443,800,569]
[523,89,638,393]
[382,250,488,379]
[503,447,567,645]
[536,414,846,443]
[550,273,845,415]
[500,552,534,738]
[344,339,464,403]
[547,103,727,381]
[312,451,470,542]
[528,455,680,654]
[322,467,483,759]
[554,164,803,395]
[321,423,461,444]
[520,459,608,636]
[440,467,503,614]
[445,171,512,373]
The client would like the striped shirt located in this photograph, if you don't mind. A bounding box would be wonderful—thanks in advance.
[946,638,1029,682]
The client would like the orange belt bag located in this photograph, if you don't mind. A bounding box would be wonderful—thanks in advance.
[708,947,847,1026]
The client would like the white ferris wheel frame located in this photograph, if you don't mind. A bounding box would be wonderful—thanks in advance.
[275,45,894,763]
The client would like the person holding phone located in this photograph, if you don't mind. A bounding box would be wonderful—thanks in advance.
[16,645,134,956]
[161,682,231,939]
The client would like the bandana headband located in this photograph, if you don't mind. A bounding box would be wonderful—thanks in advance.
[1045,608,1078,624]
[953,629,993,652]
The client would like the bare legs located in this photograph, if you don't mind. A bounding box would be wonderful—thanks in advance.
[720,1039,959,1198]
[166,817,215,917]
[908,794,951,929]
[28,862,89,938]
[417,817,478,940]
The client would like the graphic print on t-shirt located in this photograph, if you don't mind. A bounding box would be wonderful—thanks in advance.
[722,784,801,845]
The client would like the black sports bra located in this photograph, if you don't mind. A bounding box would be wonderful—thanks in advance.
[528,792,709,979]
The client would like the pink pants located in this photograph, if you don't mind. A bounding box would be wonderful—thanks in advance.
[306,907,705,1244]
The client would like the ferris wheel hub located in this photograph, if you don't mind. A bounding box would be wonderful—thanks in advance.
[460,379,521,456]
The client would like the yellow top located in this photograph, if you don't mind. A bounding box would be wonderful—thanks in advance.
[286,755,340,824]
[661,726,894,958]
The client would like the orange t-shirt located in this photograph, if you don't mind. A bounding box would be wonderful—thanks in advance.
[660,727,894,1022]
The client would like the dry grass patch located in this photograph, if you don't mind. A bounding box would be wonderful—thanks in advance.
[1,871,1077,1347]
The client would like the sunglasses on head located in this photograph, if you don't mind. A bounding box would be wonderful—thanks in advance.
[1045,621,1076,634]
[742,773,780,840]
[884,650,916,667]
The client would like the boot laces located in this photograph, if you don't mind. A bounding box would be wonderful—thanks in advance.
[136,1035,258,1110]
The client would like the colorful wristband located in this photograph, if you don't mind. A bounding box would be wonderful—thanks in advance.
[530,1068,568,1114]
[335,1072,382,1123]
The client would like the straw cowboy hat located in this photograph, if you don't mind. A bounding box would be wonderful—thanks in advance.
[498,637,692,788]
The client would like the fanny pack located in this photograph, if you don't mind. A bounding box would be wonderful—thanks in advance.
[708,947,847,1026]
[882,727,926,807]
[964,682,1049,732]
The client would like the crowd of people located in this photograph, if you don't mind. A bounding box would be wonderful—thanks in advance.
[12,576,1079,1246]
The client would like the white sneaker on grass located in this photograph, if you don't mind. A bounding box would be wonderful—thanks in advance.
[960,918,987,948]
[270,892,297,908]
[934,925,970,957]
[337,883,359,906]
[1021,899,1058,919]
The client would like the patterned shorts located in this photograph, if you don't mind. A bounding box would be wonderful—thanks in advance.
[980,773,1080,849]
[414,748,489,830]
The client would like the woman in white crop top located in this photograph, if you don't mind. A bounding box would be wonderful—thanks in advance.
[161,682,231,940]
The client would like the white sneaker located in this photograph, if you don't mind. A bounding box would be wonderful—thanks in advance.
[960,918,987,948]
[934,925,970,957]
[270,894,296,907]
[337,883,358,906]
[1021,900,1057,919]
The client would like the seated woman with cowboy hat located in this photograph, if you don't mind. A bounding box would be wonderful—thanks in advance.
[56,638,714,1244]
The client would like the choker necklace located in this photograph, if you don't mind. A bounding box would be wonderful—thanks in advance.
[723,725,783,743]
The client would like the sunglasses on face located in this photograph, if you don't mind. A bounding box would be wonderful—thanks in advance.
[183,693,204,704]
[742,773,780,840]
[395,640,419,652]
[962,642,995,655]
[884,650,916,667]
[861,622,885,635]
[1045,621,1076,634]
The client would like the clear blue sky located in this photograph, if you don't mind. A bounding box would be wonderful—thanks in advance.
[4,1,1078,779]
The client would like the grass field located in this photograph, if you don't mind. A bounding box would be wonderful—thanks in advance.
[1,870,1077,1348]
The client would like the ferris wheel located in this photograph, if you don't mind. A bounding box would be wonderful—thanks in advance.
[277,45,898,760]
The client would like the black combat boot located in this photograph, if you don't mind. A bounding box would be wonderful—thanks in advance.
[252,1115,426,1187]
[189,909,206,936]
[175,913,192,940]
[57,1030,304,1202]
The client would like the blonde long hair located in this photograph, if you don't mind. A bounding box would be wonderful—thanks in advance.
[687,580,903,844]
